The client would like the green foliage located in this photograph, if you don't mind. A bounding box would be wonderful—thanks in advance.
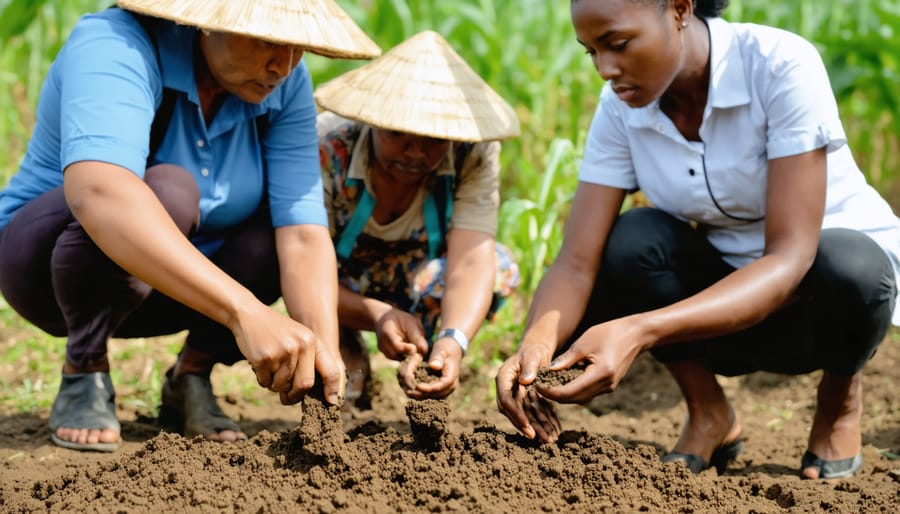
[0,2,898,394]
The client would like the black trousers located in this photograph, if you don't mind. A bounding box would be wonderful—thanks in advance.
[0,165,280,369]
[572,208,896,376]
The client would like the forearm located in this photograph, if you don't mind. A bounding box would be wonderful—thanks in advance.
[337,286,393,331]
[64,162,259,330]
[277,225,340,351]
[521,258,597,354]
[440,233,495,340]
[640,253,810,348]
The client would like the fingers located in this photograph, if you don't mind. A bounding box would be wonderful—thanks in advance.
[282,339,316,405]
[379,311,428,361]
[404,317,429,355]
[253,363,275,390]
[537,366,606,404]
[549,345,582,371]
[495,361,536,440]
[523,390,561,443]
[415,346,459,398]
[315,344,346,406]
[518,351,543,386]
[398,352,423,394]
[270,359,296,393]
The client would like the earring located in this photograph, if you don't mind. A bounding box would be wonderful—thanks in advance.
[681,20,688,28]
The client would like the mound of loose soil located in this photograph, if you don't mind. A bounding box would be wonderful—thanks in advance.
[2,336,900,512]
[3,423,777,513]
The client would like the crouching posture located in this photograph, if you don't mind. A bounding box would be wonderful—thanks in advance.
[315,31,521,403]
[0,0,380,451]
[497,0,900,480]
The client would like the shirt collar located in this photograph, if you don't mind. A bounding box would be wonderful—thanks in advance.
[347,124,457,194]
[626,17,749,130]
[156,22,198,103]
[707,17,751,109]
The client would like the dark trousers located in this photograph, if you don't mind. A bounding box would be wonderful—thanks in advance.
[572,208,896,376]
[0,165,280,369]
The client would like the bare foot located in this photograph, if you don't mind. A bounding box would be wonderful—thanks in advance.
[802,371,862,479]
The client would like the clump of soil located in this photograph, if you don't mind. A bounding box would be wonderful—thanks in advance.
[534,361,589,389]
[298,392,347,463]
[406,399,450,448]
[413,363,441,385]
[406,363,450,448]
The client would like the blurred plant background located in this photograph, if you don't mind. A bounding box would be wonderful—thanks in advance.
[0,0,898,405]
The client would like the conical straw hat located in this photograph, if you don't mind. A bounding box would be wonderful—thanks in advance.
[314,31,520,142]
[117,0,380,60]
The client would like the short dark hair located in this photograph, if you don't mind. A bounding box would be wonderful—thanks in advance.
[615,0,729,18]
[693,0,728,17]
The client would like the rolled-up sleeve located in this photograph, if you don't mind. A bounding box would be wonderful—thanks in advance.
[764,37,847,159]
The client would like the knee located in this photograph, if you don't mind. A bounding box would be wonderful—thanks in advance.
[603,208,689,277]
[144,164,200,234]
[810,229,896,309]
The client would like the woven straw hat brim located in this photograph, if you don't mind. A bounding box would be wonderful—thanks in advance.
[117,0,380,60]
[314,31,520,142]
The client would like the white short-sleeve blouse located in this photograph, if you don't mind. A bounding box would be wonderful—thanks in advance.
[579,17,900,323]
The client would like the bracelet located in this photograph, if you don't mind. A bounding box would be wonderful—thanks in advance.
[436,327,469,354]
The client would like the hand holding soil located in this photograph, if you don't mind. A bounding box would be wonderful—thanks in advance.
[405,363,451,448]
[534,361,589,390]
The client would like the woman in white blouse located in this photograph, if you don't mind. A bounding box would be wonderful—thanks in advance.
[496,0,900,479]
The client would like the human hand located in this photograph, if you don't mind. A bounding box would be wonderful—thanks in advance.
[398,337,463,399]
[374,308,429,360]
[495,342,561,443]
[536,317,647,404]
[231,303,345,406]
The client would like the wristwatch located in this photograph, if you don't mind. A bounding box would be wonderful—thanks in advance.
[436,327,469,354]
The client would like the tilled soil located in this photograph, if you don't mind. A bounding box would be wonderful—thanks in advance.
[2,335,900,513]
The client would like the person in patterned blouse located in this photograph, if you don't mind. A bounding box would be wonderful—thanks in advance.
[314,31,521,404]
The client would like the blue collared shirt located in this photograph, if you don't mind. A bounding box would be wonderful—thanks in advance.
[0,8,326,255]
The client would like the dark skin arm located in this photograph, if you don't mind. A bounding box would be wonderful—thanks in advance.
[539,148,827,404]
[337,286,430,361]
[64,161,344,404]
[274,224,346,405]
[496,183,625,440]
[399,228,495,399]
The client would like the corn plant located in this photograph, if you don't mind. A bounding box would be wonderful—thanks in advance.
[1,0,898,297]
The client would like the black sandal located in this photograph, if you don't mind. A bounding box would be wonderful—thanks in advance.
[800,450,862,479]
[159,368,246,440]
[662,436,743,474]
[49,372,121,452]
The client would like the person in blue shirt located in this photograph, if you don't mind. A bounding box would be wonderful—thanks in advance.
[0,0,380,452]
